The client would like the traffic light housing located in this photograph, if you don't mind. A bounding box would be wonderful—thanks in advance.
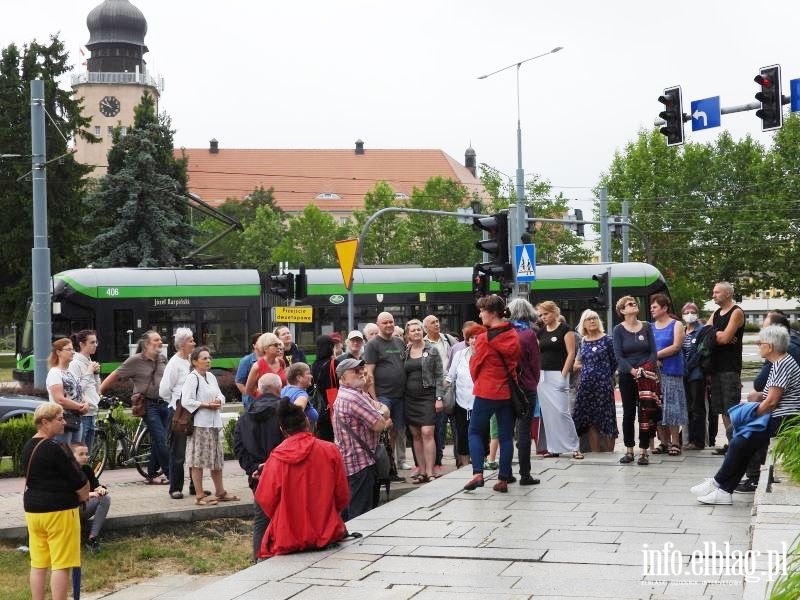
[521,205,535,244]
[267,270,295,299]
[591,272,609,309]
[754,65,783,131]
[294,264,307,300]
[574,208,585,237]
[658,86,685,146]
[473,211,511,280]
[472,265,489,298]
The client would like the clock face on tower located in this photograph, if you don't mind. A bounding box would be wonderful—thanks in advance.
[99,96,121,117]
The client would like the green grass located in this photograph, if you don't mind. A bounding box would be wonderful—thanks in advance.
[0,518,252,599]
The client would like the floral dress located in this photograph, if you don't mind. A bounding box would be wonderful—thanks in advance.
[572,335,619,438]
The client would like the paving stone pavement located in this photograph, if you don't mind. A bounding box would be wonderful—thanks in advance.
[180,450,777,600]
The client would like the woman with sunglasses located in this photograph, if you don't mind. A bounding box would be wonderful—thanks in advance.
[244,332,287,399]
[613,296,658,465]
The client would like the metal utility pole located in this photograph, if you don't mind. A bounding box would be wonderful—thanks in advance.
[622,200,630,262]
[599,187,610,263]
[30,79,52,388]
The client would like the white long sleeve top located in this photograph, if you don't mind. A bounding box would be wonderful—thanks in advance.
[180,371,225,428]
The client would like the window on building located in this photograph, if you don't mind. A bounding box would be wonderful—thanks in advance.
[315,192,341,200]
[94,126,101,137]
[107,126,114,137]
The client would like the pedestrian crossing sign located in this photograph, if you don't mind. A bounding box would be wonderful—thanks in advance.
[514,243,536,282]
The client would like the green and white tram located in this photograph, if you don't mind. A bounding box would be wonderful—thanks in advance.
[14,262,668,383]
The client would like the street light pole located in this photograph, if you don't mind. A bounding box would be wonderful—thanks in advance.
[478,46,563,295]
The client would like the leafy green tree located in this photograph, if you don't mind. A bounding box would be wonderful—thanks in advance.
[0,37,93,324]
[394,177,480,267]
[193,185,281,266]
[273,204,352,268]
[479,165,591,265]
[351,181,405,265]
[86,92,193,266]
[236,204,284,269]
[598,126,795,308]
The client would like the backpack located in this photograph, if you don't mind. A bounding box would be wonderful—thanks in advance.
[687,325,716,374]
[172,375,199,436]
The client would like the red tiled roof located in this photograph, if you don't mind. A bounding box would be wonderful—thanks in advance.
[177,147,487,212]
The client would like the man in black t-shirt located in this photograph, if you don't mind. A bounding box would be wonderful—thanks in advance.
[707,282,745,451]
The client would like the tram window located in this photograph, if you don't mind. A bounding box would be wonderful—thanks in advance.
[113,310,134,359]
[148,310,194,356]
[200,308,247,356]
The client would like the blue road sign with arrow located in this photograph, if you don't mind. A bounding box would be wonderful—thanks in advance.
[791,78,800,113]
[691,96,721,131]
[514,244,536,282]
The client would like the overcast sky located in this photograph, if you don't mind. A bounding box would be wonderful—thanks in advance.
[5,0,800,212]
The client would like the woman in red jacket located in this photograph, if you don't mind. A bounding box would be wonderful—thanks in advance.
[464,295,521,493]
[254,400,349,559]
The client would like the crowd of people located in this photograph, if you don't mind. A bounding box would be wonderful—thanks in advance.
[23,280,800,595]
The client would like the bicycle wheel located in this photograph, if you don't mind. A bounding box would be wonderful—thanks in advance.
[90,429,108,478]
[132,426,162,479]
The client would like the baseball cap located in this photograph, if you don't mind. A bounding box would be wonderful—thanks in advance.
[347,330,364,341]
[336,357,365,377]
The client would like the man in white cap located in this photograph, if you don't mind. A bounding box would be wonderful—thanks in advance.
[333,357,391,520]
[336,330,366,364]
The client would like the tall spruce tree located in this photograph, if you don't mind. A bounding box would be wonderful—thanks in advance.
[0,37,92,324]
[85,91,193,266]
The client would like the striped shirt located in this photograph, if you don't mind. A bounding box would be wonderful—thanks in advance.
[763,354,800,419]
[333,384,382,476]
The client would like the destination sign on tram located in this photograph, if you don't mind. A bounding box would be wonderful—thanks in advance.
[275,306,313,323]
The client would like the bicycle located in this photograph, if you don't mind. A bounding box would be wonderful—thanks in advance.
[90,396,161,480]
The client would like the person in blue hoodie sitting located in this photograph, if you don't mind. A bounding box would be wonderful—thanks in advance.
[690,325,800,505]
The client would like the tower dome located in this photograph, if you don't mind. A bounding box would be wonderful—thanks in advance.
[86,0,148,51]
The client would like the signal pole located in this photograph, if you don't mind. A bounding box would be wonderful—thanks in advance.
[31,79,51,388]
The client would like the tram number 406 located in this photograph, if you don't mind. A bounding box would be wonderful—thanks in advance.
[104,288,120,297]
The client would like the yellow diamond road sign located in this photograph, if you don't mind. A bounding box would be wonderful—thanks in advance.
[335,238,359,290]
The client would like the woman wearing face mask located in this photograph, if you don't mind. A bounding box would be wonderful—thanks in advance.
[681,303,707,450]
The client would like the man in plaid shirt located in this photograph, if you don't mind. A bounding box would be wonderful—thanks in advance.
[333,358,392,520]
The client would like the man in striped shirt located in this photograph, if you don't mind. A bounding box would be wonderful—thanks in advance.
[333,358,392,520]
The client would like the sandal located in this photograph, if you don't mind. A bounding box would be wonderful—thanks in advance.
[651,443,668,455]
[542,453,560,458]
[413,474,430,484]
[195,496,218,506]
[619,452,635,464]
[145,476,169,485]
[637,454,649,466]
[572,452,585,460]
[668,444,681,456]
[215,491,241,502]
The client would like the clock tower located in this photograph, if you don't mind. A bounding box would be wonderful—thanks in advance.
[72,0,163,175]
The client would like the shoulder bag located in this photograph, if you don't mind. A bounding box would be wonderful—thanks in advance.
[325,359,339,414]
[489,342,530,419]
[339,419,391,481]
[172,374,199,436]
[131,357,159,417]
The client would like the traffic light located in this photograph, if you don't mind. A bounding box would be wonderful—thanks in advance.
[267,269,295,299]
[473,211,511,280]
[754,65,783,131]
[658,86,685,146]
[591,272,609,309]
[472,264,489,298]
[294,264,307,300]
[574,208,585,237]
[521,205,535,244]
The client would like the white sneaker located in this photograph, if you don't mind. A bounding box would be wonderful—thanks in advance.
[690,478,718,496]
[697,487,733,505]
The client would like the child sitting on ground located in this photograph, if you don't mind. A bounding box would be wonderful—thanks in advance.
[71,442,111,553]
